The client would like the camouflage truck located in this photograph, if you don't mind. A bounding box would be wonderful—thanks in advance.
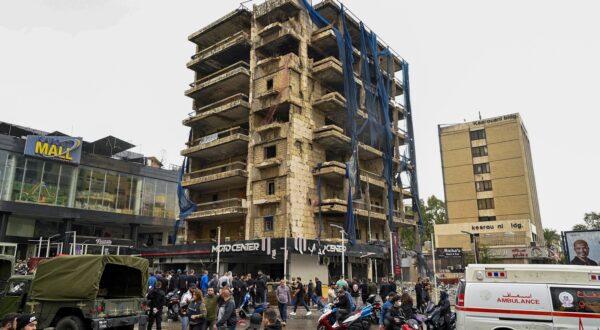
[0,255,149,330]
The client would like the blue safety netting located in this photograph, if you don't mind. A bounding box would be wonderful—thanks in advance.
[171,155,197,245]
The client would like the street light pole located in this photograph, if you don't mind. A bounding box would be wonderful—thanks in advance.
[431,229,437,290]
[461,231,479,264]
[283,227,288,281]
[330,224,346,280]
[216,226,221,275]
[65,231,77,255]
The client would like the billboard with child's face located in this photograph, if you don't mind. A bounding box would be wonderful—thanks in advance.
[564,230,600,266]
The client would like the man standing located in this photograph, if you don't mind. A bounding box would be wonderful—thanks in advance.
[204,287,218,330]
[255,271,267,304]
[232,274,243,308]
[388,277,397,295]
[314,277,323,300]
[148,272,157,290]
[350,278,361,303]
[246,273,255,304]
[208,274,219,293]
[178,270,188,293]
[367,278,377,298]
[289,277,311,316]
[360,278,369,305]
[215,288,237,330]
[570,240,598,265]
[147,281,166,330]
[379,278,389,301]
[219,271,231,289]
[187,269,198,289]
[415,277,424,311]
[179,283,195,330]
[276,279,292,326]
[200,270,209,295]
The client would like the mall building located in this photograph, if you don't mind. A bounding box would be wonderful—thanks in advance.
[435,113,547,264]
[0,122,178,259]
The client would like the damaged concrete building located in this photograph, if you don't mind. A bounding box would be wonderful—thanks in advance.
[150,0,421,281]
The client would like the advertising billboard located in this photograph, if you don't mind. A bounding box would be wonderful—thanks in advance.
[24,135,82,164]
[563,230,600,266]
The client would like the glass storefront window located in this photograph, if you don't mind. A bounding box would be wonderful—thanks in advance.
[19,159,43,203]
[131,176,143,216]
[75,167,92,209]
[57,165,76,207]
[116,174,132,213]
[165,182,178,219]
[0,151,9,200]
[39,161,60,204]
[88,169,107,211]
[154,181,167,218]
[142,178,156,216]
[103,171,118,211]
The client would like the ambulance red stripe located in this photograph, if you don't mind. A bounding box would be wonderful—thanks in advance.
[456,306,600,319]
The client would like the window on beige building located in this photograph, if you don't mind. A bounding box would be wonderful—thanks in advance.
[267,180,275,195]
[477,198,495,210]
[479,216,496,222]
[473,163,490,174]
[475,180,493,192]
[264,145,276,159]
[470,129,486,140]
[264,216,274,231]
[471,146,488,157]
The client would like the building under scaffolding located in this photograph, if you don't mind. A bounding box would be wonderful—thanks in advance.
[144,0,423,282]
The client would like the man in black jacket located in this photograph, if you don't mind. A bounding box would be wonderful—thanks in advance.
[147,281,166,330]
[255,271,267,304]
[360,278,369,305]
[216,288,237,330]
[415,277,425,311]
[379,278,389,301]
[334,288,351,323]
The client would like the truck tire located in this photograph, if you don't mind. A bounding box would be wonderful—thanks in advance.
[55,316,84,330]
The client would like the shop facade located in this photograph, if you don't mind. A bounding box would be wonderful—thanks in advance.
[0,123,178,258]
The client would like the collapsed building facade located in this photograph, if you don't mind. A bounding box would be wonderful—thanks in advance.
[145,0,422,282]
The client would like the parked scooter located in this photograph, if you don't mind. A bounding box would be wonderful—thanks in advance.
[318,296,380,330]
[165,290,180,320]
[423,302,455,330]
[239,292,269,319]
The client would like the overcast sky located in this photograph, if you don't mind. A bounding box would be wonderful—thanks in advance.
[0,0,598,232]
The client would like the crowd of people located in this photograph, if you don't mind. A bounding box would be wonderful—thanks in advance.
[144,269,446,330]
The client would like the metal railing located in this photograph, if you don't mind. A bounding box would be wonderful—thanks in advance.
[195,198,246,212]
[184,161,247,180]
[187,127,249,147]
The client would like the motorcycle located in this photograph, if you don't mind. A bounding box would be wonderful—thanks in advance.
[318,296,379,330]
[423,303,456,330]
[165,290,180,320]
[239,292,269,319]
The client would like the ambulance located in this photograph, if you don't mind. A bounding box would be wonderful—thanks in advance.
[456,264,600,329]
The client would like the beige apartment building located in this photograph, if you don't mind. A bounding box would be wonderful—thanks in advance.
[142,0,420,281]
[435,113,547,264]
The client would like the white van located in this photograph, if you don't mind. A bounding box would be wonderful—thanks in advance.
[456,264,600,329]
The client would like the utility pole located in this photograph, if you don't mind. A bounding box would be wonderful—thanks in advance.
[216,226,221,274]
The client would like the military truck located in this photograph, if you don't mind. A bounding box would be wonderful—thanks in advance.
[0,255,149,330]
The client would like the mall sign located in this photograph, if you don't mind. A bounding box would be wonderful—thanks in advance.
[24,135,82,164]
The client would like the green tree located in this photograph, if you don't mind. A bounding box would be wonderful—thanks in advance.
[478,244,498,264]
[421,195,447,239]
[583,212,600,229]
[571,211,599,231]
[543,228,560,248]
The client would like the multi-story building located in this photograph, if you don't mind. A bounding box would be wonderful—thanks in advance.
[144,0,419,282]
[0,122,178,259]
[435,113,546,264]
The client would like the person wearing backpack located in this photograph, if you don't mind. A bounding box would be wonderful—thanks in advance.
[289,277,311,316]
[187,289,206,330]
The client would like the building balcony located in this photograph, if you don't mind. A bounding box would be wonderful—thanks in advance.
[313,125,383,160]
[185,61,250,108]
[189,8,251,48]
[314,198,405,223]
[187,31,251,76]
[390,100,405,120]
[183,94,250,134]
[256,21,301,58]
[313,161,387,191]
[186,198,247,222]
[254,0,302,26]
[182,161,248,191]
[312,92,367,128]
[181,127,249,161]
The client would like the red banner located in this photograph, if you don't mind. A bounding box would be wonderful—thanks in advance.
[392,232,402,277]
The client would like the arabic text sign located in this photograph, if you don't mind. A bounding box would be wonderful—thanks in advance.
[436,248,463,259]
[24,135,82,164]
[564,230,600,266]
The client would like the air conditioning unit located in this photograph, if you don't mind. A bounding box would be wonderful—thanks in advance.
[224,237,231,242]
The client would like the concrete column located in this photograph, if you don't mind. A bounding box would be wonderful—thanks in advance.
[130,224,140,247]
[0,212,11,241]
